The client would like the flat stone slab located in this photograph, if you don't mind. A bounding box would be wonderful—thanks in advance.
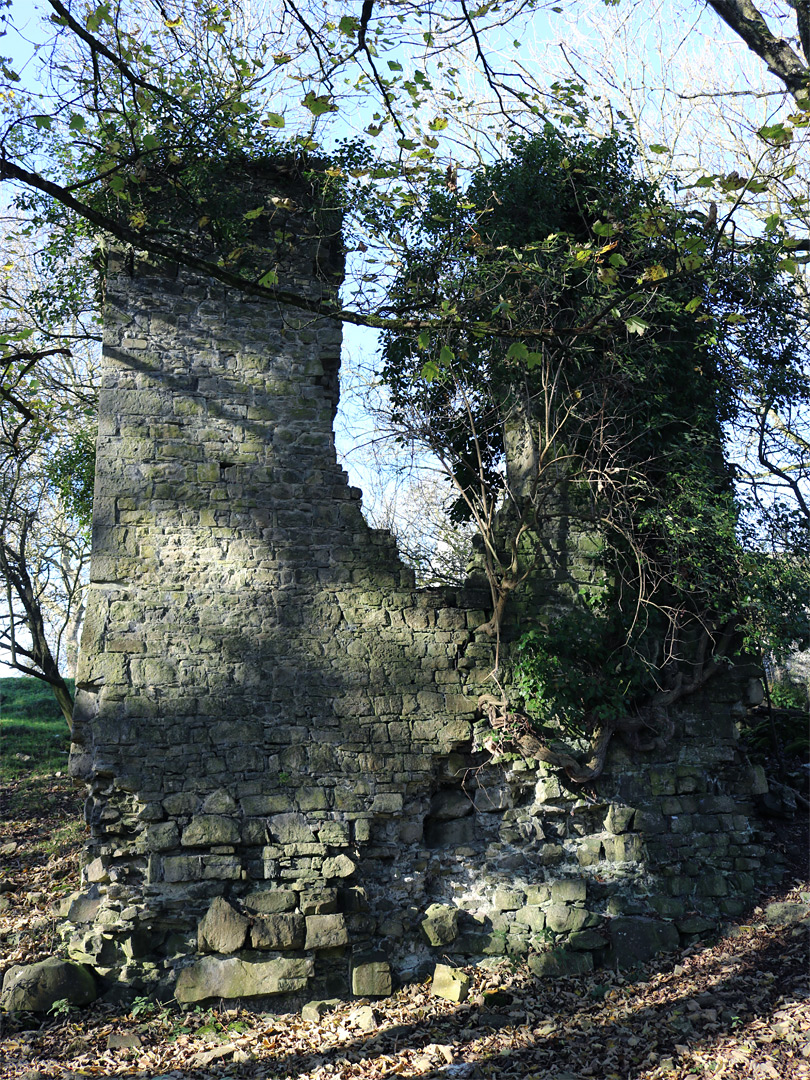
[175,955,313,1004]
[764,902,810,927]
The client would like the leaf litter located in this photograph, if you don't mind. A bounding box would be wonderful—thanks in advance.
[1,772,808,1079]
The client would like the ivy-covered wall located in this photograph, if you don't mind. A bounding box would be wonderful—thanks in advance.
[66,165,782,1006]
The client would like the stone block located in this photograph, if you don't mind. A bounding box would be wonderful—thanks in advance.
[305,913,348,950]
[145,822,180,850]
[201,789,238,814]
[608,917,679,967]
[198,897,249,954]
[576,837,603,866]
[318,821,350,845]
[529,948,594,977]
[676,914,715,934]
[181,815,241,847]
[633,810,666,834]
[302,998,341,1022]
[421,903,459,946]
[493,888,525,911]
[431,963,470,1003]
[551,879,587,904]
[545,904,589,934]
[322,854,356,879]
[67,930,121,967]
[267,812,316,844]
[299,888,338,915]
[65,889,101,925]
[175,955,313,1004]
[514,906,546,933]
[1,958,97,1013]
[244,888,297,914]
[370,793,404,813]
[525,884,551,905]
[649,896,686,919]
[351,952,392,997]
[605,805,635,833]
[250,913,305,950]
[567,929,605,950]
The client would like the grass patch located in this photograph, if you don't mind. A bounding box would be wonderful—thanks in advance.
[0,676,74,781]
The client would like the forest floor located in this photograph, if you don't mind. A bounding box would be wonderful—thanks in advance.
[0,770,808,1080]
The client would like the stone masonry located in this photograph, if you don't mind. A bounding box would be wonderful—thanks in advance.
[65,162,782,1006]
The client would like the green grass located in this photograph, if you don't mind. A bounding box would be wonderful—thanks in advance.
[0,676,74,781]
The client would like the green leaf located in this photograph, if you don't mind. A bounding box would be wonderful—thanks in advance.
[421,360,440,382]
[625,316,648,336]
[243,206,265,221]
[684,297,702,313]
[258,270,278,287]
[648,144,669,154]
[86,4,111,34]
[592,221,615,236]
[33,115,53,130]
[428,117,449,131]
[264,112,285,128]
[388,60,403,71]
[506,342,529,361]
[757,121,792,144]
[417,330,430,350]
[339,15,358,34]
[68,113,86,132]
[302,91,338,116]
[397,138,418,150]
[439,345,455,365]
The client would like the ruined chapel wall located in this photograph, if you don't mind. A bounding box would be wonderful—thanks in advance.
[65,174,781,1003]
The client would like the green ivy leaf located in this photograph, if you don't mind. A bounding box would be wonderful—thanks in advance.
[302,91,338,116]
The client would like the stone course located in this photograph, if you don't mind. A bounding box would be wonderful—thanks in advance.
[63,163,783,1006]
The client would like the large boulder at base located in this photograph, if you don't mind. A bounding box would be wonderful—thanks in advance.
[175,955,313,1004]
[608,917,680,967]
[1,957,97,1013]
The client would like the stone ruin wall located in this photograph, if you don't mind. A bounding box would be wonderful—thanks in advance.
[65,167,782,1006]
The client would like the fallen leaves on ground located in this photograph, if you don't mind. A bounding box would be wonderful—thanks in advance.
[1,772,808,1079]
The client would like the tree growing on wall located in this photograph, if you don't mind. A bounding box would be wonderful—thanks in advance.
[375,128,809,778]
